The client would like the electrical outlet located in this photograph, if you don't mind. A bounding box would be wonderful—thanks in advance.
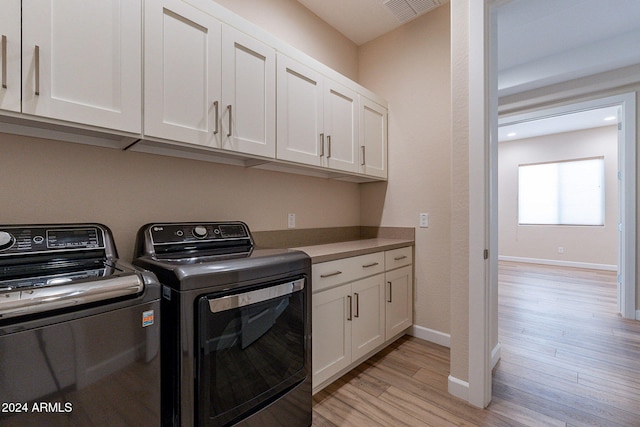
[287,213,296,229]
[419,213,429,228]
[558,246,565,254]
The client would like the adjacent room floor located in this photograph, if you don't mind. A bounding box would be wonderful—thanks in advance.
[312,262,640,426]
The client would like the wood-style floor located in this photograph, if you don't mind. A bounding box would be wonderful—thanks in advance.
[312,262,640,426]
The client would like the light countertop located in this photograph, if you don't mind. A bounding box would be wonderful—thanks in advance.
[293,238,414,264]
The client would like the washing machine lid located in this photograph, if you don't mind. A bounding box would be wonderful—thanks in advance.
[0,224,147,320]
[134,248,310,291]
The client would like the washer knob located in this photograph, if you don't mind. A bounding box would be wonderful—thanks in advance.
[193,226,208,239]
[0,231,15,251]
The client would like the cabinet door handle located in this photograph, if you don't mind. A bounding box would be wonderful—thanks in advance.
[326,135,332,158]
[387,281,392,303]
[347,295,352,321]
[1,35,6,89]
[354,292,359,318]
[319,133,325,157]
[361,146,366,166]
[320,271,342,278]
[362,262,379,268]
[226,105,232,137]
[213,101,219,135]
[394,255,408,261]
[34,45,40,96]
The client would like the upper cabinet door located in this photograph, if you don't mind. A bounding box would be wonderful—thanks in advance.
[144,0,222,147]
[359,96,388,179]
[21,0,142,133]
[276,54,324,167]
[324,81,358,173]
[221,25,276,158]
[0,0,21,113]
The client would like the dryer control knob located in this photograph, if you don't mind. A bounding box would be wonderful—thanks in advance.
[193,226,208,239]
[0,231,15,251]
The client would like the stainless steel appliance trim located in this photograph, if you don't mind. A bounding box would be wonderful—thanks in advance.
[207,277,305,313]
[0,274,144,319]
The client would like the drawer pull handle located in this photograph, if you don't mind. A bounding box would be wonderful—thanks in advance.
[320,271,342,278]
[362,262,379,268]
[387,281,393,303]
[394,255,408,261]
[347,295,352,321]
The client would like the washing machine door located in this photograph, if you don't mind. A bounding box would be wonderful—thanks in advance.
[195,277,307,426]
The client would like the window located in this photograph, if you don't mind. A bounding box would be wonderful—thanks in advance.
[518,157,605,226]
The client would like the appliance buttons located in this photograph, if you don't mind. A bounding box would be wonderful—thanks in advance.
[33,235,45,244]
[193,226,208,239]
[0,231,15,251]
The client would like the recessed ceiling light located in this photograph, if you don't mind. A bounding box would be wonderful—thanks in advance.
[604,116,617,121]
[507,132,517,137]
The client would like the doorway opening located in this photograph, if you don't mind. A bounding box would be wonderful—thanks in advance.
[495,94,636,322]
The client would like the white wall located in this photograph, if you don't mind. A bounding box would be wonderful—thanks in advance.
[499,126,618,268]
[358,4,452,340]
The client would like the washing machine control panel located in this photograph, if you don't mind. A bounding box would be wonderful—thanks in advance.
[0,225,105,255]
[149,222,252,246]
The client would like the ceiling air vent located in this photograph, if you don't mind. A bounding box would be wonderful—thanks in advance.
[383,0,442,23]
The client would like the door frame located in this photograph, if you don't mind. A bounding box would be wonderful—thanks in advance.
[467,0,638,409]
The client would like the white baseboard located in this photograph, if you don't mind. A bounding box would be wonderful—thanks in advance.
[499,255,617,271]
[448,375,469,401]
[409,325,451,348]
[491,343,502,369]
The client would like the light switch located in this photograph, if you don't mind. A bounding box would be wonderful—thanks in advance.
[419,213,429,228]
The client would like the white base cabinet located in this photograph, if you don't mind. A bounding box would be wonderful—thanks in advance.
[312,246,413,392]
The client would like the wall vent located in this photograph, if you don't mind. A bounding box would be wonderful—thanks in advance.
[383,0,442,23]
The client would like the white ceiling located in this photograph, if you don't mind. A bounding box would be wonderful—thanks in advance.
[497,0,640,97]
[498,106,619,142]
[295,0,447,46]
[297,0,640,136]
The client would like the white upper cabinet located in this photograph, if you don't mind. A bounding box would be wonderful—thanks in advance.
[20,0,142,133]
[323,81,359,173]
[276,54,361,174]
[0,0,21,113]
[359,96,388,179]
[144,0,222,148]
[276,54,324,167]
[221,25,276,158]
